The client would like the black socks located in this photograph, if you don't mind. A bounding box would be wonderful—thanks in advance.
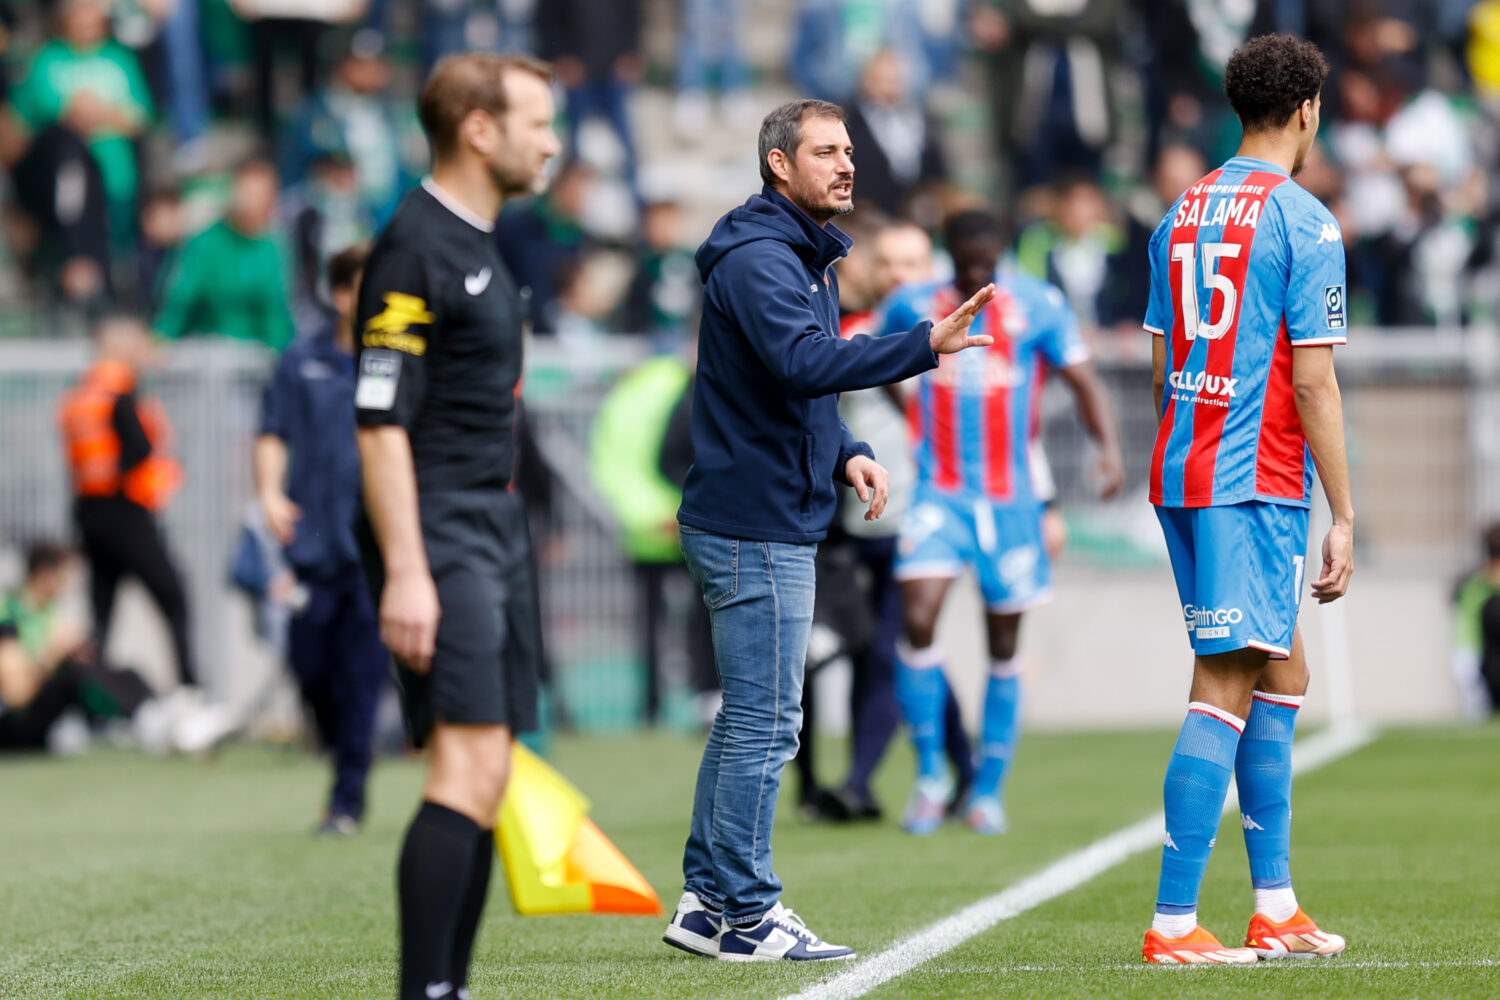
[449,828,495,992]
[397,802,485,1000]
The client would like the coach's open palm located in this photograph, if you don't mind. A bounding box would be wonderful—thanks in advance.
[381,569,442,672]
[929,284,997,354]
[1311,522,1353,604]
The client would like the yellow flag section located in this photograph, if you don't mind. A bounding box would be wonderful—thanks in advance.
[496,743,661,916]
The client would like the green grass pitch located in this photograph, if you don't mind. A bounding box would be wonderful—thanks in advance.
[1,724,1496,999]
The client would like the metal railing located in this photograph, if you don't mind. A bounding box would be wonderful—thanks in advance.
[0,329,1492,724]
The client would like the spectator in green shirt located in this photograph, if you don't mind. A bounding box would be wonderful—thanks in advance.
[156,160,297,349]
[8,0,154,252]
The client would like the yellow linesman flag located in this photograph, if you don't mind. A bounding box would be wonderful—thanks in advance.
[496,743,662,916]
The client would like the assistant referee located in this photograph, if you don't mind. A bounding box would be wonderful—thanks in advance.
[353,54,560,1000]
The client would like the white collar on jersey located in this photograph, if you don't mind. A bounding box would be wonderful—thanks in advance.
[421,177,496,233]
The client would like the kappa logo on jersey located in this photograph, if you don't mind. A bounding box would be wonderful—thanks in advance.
[364,292,434,355]
[1164,831,1179,851]
[1242,813,1265,831]
[1324,285,1346,329]
[1317,223,1342,245]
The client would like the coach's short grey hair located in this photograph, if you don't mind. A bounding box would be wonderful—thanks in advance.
[758,100,846,187]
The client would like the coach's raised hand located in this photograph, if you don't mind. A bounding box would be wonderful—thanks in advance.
[929,283,996,354]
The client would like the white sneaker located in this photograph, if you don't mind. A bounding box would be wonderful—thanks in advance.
[173,703,240,754]
[662,891,724,957]
[717,902,855,962]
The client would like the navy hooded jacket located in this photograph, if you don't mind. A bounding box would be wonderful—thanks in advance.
[678,186,939,543]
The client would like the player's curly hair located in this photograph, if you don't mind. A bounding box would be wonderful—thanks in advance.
[1223,34,1329,134]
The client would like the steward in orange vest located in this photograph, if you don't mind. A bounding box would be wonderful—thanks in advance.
[59,359,182,512]
[58,316,196,688]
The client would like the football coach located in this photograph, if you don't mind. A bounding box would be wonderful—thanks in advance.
[662,99,996,963]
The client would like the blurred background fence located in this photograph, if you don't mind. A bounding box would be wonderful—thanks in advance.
[2,330,1492,731]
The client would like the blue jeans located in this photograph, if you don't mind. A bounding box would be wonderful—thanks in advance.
[679,526,816,925]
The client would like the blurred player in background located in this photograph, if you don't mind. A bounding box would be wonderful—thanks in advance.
[256,243,386,836]
[354,54,560,1000]
[59,315,192,690]
[824,217,975,822]
[887,209,1124,836]
[1140,34,1354,964]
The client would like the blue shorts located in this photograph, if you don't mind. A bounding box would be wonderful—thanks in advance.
[895,491,1051,613]
[1155,501,1310,660]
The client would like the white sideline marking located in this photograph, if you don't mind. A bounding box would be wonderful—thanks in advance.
[781,724,1376,1000]
[925,958,1500,973]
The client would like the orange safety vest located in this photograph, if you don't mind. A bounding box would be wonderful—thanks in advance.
[58,360,183,511]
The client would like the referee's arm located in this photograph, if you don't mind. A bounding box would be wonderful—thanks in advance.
[354,251,441,671]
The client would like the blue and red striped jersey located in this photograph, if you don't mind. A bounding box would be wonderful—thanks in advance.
[881,270,1089,504]
[1144,156,1348,509]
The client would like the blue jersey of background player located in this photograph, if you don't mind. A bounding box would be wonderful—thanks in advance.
[882,209,1124,835]
[1139,35,1355,965]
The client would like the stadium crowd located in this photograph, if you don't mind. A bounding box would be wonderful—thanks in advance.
[1,0,1499,338]
[2,1,1499,769]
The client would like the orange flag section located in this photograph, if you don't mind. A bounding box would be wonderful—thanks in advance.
[496,743,661,916]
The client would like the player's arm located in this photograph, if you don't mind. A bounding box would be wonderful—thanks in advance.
[1057,360,1125,498]
[357,426,439,668]
[1143,221,1172,423]
[354,250,442,671]
[1151,335,1167,423]
[1041,286,1124,497]
[1286,202,1354,603]
[254,359,300,546]
[1292,346,1353,603]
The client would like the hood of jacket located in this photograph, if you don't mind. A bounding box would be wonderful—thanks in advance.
[696,185,852,284]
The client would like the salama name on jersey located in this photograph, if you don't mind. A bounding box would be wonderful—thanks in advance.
[1172,184,1267,230]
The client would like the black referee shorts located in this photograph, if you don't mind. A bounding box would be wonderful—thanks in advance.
[359,489,541,746]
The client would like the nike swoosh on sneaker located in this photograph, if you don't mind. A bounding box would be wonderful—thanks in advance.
[425,981,453,999]
[465,268,492,295]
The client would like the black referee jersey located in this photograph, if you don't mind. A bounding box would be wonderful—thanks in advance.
[354,178,525,491]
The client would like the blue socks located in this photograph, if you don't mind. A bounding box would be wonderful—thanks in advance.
[895,640,947,780]
[1236,691,1301,891]
[1156,703,1244,915]
[973,659,1022,800]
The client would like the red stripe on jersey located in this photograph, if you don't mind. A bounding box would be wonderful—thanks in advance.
[930,382,961,491]
[1150,168,1224,503]
[1181,171,1288,505]
[1254,319,1305,500]
[984,299,1013,499]
[840,310,875,340]
[925,288,963,491]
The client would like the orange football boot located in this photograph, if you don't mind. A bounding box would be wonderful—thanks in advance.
[1244,907,1346,958]
[1143,926,1258,964]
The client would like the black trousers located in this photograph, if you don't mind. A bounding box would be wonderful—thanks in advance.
[75,497,197,688]
[0,659,152,750]
[635,560,717,725]
[9,124,112,292]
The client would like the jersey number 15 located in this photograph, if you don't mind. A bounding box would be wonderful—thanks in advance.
[1171,242,1243,342]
